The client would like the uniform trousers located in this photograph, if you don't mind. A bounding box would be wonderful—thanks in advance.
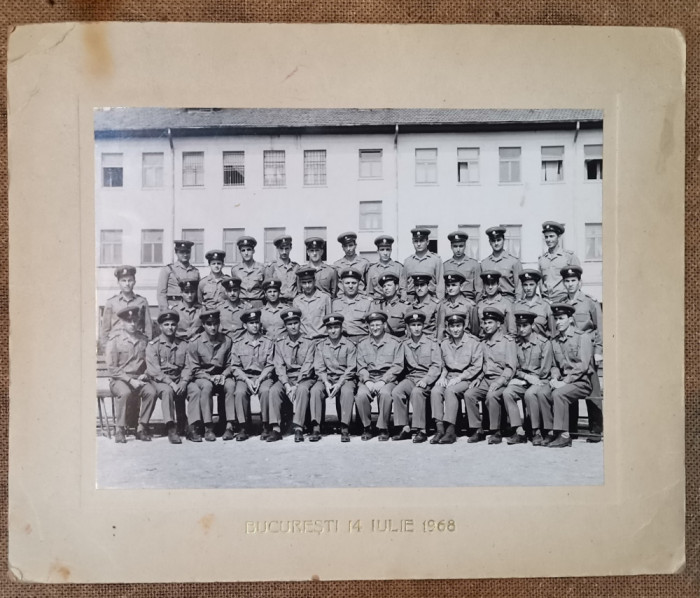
[392,379,430,429]
[551,379,592,432]
[269,379,314,426]
[529,384,555,429]
[356,382,396,429]
[151,381,178,424]
[235,378,273,425]
[109,379,157,428]
[310,380,357,426]
[430,377,470,425]
[462,377,506,432]
[187,378,236,424]
[502,382,551,429]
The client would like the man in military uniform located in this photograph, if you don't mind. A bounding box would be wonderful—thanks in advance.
[198,249,227,309]
[157,240,201,313]
[463,307,517,444]
[443,231,482,301]
[304,237,338,298]
[333,232,370,296]
[145,311,190,444]
[230,309,275,441]
[105,306,158,444]
[514,270,555,338]
[264,234,299,304]
[310,314,357,442]
[545,303,595,448]
[430,312,483,444]
[477,270,516,336]
[218,275,251,340]
[185,310,235,442]
[366,235,407,302]
[172,280,203,341]
[501,309,553,445]
[538,221,580,303]
[371,273,409,338]
[410,272,443,339]
[269,308,316,443]
[391,310,442,443]
[100,265,153,350]
[230,236,265,308]
[332,268,372,343]
[480,226,522,302]
[293,266,331,340]
[355,311,404,441]
[404,227,444,300]
[260,278,286,341]
[437,270,479,340]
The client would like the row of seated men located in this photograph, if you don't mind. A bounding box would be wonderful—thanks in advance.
[105,290,602,448]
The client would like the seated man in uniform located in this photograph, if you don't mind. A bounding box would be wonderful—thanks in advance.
[333,232,369,296]
[264,234,299,305]
[105,306,157,444]
[514,270,554,338]
[100,265,153,350]
[437,270,479,340]
[185,310,235,442]
[269,308,317,443]
[304,237,338,298]
[145,311,190,444]
[477,270,516,336]
[229,309,275,441]
[371,273,409,338]
[198,249,227,309]
[430,312,483,444]
[545,303,595,448]
[293,266,331,341]
[410,272,443,339]
[260,278,285,341]
[391,310,442,443]
[366,235,407,302]
[501,309,553,445]
[172,280,203,341]
[310,314,357,442]
[443,231,482,302]
[332,267,372,344]
[231,236,265,308]
[355,311,404,441]
[463,307,517,444]
[219,275,251,340]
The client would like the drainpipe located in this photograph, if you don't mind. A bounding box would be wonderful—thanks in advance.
[394,124,400,258]
[168,127,175,252]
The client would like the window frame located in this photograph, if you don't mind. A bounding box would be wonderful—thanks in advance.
[457,147,480,185]
[223,151,245,187]
[585,222,603,261]
[99,229,123,266]
[498,147,522,184]
[181,228,205,265]
[358,149,383,180]
[303,150,327,187]
[182,151,205,188]
[223,228,245,264]
[541,145,565,184]
[415,148,438,185]
[141,229,164,265]
[263,150,286,188]
[500,224,522,259]
[359,201,383,232]
[584,144,603,181]
[102,152,124,188]
[141,152,164,189]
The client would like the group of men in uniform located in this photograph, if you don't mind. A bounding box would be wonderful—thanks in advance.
[101,221,602,448]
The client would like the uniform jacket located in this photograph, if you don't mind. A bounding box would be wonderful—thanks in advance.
[438,295,480,340]
[477,294,517,336]
[481,329,517,386]
[231,333,275,378]
[293,289,331,339]
[565,291,603,356]
[439,333,483,382]
[356,334,404,383]
[146,334,191,384]
[366,260,407,301]
[101,293,153,347]
[551,326,594,384]
[157,261,200,312]
[263,259,299,301]
[260,302,286,341]
[273,333,316,385]
[514,295,555,339]
[197,273,227,309]
[332,294,372,337]
[514,333,553,380]
[230,261,265,302]
[538,248,580,302]
[443,256,482,301]
[106,328,149,382]
[306,262,338,298]
[171,301,203,340]
[411,296,443,338]
[480,252,523,300]
[372,296,409,338]
[314,337,357,384]
[186,332,233,380]
[400,335,442,385]
[404,252,445,299]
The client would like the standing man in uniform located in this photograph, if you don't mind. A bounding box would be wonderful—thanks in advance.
[105,307,158,444]
[218,275,251,340]
[501,310,553,445]
[371,273,410,338]
[477,270,516,336]
[231,236,265,308]
[443,231,482,301]
[230,309,275,441]
[355,311,404,441]
[269,308,317,443]
[172,280,203,341]
[310,314,357,442]
[404,227,444,300]
[264,234,299,304]
[514,270,555,338]
[332,268,372,343]
[304,237,338,298]
[437,270,480,340]
[480,226,522,302]
[293,266,332,341]
[391,310,442,443]
[260,278,286,341]
[145,311,190,444]
[366,235,407,301]
[100,265,153,350]
[198,249,227,309]
[333,232,370,295]
[157,240,201,313]
[410,272,443,339]
[538,221,580,303]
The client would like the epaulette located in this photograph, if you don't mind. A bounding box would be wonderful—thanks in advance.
[503,334,515,341]
[573,328,586,336]
[534,333,549,344]
[149,338,159,345]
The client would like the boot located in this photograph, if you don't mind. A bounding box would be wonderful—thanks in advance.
[167,423,182,445]
[115,426,127,444]
[204,423,216,442]
[439,423,457,444]
[222,422,236,441]
[136,424,152,442]
[187,423,203,443]
[430,421,445,444]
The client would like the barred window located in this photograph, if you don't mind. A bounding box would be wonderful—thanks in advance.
[182,152,204,187]
[264,150,286,187]
[304,150,327,186]
[223,151,245,186]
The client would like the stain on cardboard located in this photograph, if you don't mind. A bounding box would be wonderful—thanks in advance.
[199,514,215,533]
[50,562,71,582]
[82,23,113,78]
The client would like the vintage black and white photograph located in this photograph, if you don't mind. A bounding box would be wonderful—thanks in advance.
[95,106,604,489]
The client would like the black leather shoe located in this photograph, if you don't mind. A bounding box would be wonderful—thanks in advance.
[531,430,544,446]
[187,425,202,443]
[378,430,390,441]
[467,429,486,443]
[136,427,152,442]
[115,427,127,444]
[308,432,321,442]
[260,428,270,441]
[412,431,428,443]
[266,430,282,442]
[361,429,373,441]
[488,433,502,445]
[236,430,249,441]
[439,430,457,444]
[506,432,527,445]
[294,429,304,442]
[204,425,216,442]
[167,425,182,445]
[549,435,572,448]
[430,432,444,444]
[392,429,412,441]
[586,434,602,443]
[542,432,556,446]
[341,430,351,443]
[222,426,235,441]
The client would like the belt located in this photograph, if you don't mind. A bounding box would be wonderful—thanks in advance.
[166,295,181,300]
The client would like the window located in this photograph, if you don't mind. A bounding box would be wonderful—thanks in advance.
[359,149,382,179]
[99,230,122,265]
[499,147,521,183]
[303,150,327,186]
[416,224,438,254]
[541,146,564,182]
[264,150,286,187]
[181,229,204,264]
[359,201,383,231]
[501,224,522,258]
[457,224,481,260]
[182,152,204,187]
[585,144,603,180]
[585,223,603,260]
[415,148,438,184]
[102,153,123,187]
[141,230,163,265]
[457,148,480,183]
[142,152,164,188]
[223,151,245,186]
[264,227,285,262]
[304,226,327,261]
[223,228,245,263]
